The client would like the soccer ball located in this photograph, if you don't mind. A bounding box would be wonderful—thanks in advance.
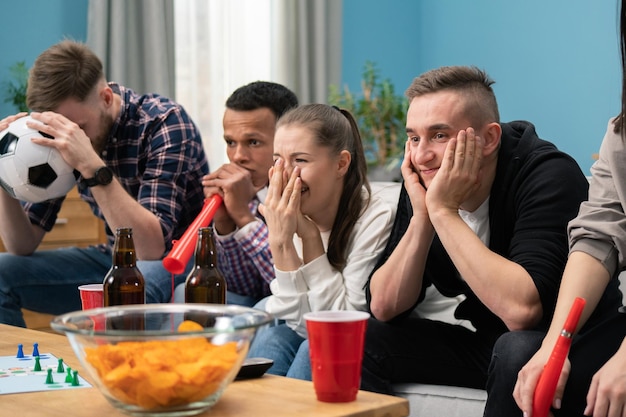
[0,116,76,203]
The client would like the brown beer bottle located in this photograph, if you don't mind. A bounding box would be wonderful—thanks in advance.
[185,227,226,304]
[103,227,145,330]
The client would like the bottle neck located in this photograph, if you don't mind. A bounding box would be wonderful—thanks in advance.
[113,228,137,267]
[195,227,218,268]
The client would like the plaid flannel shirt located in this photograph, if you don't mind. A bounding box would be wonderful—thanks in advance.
[215,197,274,299]
[24,83,209,252]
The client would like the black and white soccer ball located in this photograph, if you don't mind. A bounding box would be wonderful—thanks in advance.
[0,116,75,203]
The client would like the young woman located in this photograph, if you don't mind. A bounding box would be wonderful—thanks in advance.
[247,104,396,376]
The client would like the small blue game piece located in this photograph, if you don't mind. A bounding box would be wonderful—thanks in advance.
[71,370,79,386]
[32,342,39,357]
[57,358,64,373]
[16,343,24,358]
[34,355,42,372]
[65,367,73,383]
[45,368,54,384]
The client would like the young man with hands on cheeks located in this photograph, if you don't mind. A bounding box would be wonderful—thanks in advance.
[0,40,208,326]
[201,81,298,306]
[360,66,589,394]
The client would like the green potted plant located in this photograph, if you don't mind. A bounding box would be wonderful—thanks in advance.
[2,61,29,113]
[329,61,408,181]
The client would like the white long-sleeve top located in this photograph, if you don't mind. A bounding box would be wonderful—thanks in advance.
[265,183,398,337]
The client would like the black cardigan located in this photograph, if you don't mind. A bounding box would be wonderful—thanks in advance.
[366,120,595,340]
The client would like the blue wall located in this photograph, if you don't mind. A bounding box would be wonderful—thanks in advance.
[0,1,618,174]
[342,0,621,174]
[0,0,88,117]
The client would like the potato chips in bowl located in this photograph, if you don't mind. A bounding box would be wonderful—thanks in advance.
[51,304,272,416]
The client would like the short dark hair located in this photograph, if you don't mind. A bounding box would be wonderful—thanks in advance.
[405,66,500,126]
[226,81,298,119]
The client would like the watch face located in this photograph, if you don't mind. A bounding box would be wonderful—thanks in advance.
[95,167,113,185]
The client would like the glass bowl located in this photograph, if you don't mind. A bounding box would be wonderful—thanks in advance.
[51,303,272,417]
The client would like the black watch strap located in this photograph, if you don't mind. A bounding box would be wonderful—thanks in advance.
[80,166,113,188]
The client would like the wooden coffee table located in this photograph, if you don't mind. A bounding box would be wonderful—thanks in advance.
[0,324,409,417]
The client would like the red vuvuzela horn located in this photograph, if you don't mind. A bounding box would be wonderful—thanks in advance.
[532,297,586,417]
[162,195,223,274]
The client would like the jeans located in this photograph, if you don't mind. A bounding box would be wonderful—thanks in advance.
[172,283,260,307]
[484,314,626,417]
[361,317,495,395]
[226,291,261,307]
[483,330,544,417]
[286,339,312,380]
[246,296,312,378]
[0,245,193,327]
[247,323,311,377]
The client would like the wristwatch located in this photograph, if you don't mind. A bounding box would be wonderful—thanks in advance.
[81,166,114,188]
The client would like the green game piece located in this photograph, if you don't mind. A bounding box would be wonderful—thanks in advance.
[56,358,64,373]
[65,367,73,383]
[33,355,42,372]
[45,368,54,384]
[71,370,80,386]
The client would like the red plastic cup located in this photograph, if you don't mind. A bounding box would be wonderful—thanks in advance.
[304,310,370,402]
[78,284,105,331]
[78,284,104,309]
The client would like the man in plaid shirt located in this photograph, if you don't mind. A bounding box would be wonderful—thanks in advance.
[0,41,208,326]
[202,82,298,306]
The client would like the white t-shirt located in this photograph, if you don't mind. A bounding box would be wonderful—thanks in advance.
[413,197,491,331]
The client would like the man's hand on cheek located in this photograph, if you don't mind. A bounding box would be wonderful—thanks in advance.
[426,128,483,213]
[401,141,429,216]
